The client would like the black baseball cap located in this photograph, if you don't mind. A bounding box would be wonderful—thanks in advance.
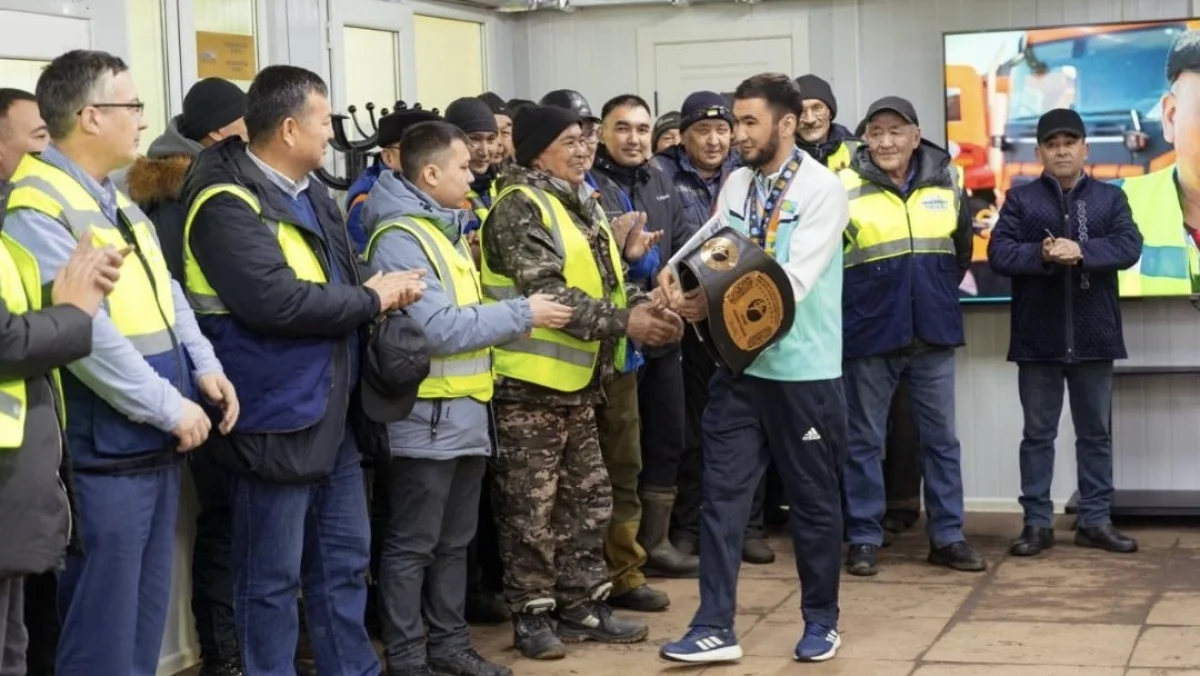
[1036,108,1086,143]
[360,313,431,424]
[862,96,920,127]
[1167,30,1200,83]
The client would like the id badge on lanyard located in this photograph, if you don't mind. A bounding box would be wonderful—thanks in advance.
[745,151,802,256]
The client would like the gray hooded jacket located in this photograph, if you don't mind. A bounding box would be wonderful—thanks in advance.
[362,171,532,460]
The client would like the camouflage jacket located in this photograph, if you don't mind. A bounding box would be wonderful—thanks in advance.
[482,163,648,406]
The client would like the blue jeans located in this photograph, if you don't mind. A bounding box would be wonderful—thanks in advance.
[843,348,965,548]
[692,373,844,630]
[1017,361,1115,529]
[231,433,376,676]
[56,466,181,676]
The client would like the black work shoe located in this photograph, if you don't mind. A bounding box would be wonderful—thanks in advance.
[512,612,566,660]
[1010,525,1056,557]
[1075,524,1138,553]
[845,543,879,577]
[609,584,670,612]
[742,538,775,565]
[295,659,318,676]
[199,659,244,676]
[556,601,648,644]
[430,648,513,676]
[881,529,895,548]
[927,540,987,572]
[466,590,510,625]
[390,666,435,676]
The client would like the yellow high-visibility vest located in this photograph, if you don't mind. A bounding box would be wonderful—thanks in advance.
[182,183,328,314]
[825,140,859,173]
[479,185,627,392]
[5,154,177,357]
[366,216,493,402]
[841,165,962,269]
[0,233,66,447]
[1117,166,1196,297]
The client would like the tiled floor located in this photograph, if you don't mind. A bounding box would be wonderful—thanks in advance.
[177,512,1200,675]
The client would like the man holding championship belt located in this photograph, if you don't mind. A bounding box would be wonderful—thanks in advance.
[657,73,849,665]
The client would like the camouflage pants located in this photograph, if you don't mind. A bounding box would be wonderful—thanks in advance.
[491,401,613,612]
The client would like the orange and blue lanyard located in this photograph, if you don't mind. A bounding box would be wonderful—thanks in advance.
[745,149,802,256]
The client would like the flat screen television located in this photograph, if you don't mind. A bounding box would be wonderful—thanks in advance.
[943,18,1199,302]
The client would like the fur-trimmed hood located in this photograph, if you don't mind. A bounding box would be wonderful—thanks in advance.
[127,116,203,206]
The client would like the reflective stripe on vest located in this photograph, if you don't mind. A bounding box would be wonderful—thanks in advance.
[842,165,961,269]
[365,216,493,402]
[182,183,328,314]
[5,154,177,356]
[479,184,627,392]
[1117,167,1196,296]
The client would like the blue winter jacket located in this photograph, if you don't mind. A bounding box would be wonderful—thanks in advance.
[651,145,738,238]
[362,171,532,460]
[987,173,1143,362]
[345,162,384,253]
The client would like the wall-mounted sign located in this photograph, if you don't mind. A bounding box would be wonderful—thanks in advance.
[196,31,256,81]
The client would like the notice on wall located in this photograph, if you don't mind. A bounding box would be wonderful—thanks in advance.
[196,32,256,81]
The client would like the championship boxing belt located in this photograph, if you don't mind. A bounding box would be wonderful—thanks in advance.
[676,226,795,376]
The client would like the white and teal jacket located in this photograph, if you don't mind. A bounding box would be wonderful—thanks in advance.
[669,148,847,382]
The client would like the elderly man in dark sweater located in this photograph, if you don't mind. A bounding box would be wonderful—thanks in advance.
[988,108,1143,558]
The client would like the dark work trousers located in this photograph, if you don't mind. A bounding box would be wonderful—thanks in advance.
[22,572,57,676]
[673,331,713,544]
[1017,361,1115,529]
[638,347,686,489]
[883,377,922,518]
[467,469,505,596]
[1,576,27,676]
[692,372,845,630]
[380,455,486,669]
[188,446,240,663]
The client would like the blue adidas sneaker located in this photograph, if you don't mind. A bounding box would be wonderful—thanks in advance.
[660,626,743,663]
[794,623,841,662]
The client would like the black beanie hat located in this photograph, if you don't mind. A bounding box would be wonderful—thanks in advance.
[478,92,509,117]
[794,74,838,120]
[179,78,247,141]
[445,97,498,134]
[680,91,734,132]
[652,111,680,149]
[514,105,582,167]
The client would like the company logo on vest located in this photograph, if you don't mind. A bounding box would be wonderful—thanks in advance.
[920,194,951,211]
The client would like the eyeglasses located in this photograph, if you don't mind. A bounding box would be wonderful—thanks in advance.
[77,101,146,115]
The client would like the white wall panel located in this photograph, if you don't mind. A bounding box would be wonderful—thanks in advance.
[518,0,1200,509]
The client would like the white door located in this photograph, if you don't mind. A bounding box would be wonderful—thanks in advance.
[636,18,808,118]
[652,37,794,115]
[0,9,90,92]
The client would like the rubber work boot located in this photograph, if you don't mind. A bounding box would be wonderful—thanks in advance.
[556,601,649,645]
[638,487,700,577]
[511,605,565,660]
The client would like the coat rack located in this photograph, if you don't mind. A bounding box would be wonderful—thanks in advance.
[315,100,440,191]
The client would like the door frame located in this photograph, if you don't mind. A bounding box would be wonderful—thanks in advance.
[635,17,810,116]
[327,0,410,114]
[175,0,272,99]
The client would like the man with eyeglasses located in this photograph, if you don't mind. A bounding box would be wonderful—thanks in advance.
[3,50,237,676]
